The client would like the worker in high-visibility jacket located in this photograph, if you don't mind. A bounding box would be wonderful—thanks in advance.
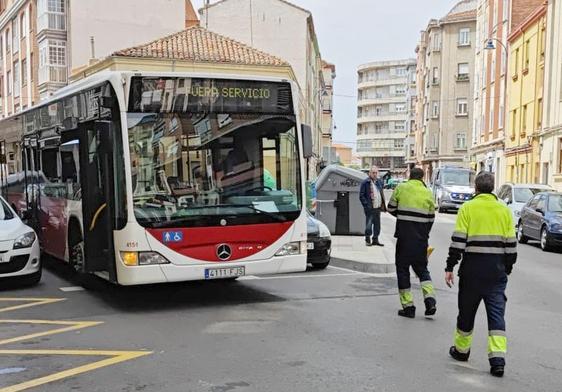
[387,167,436,319]
[445,171,517,378]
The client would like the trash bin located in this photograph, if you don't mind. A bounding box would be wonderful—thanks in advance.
[314,165,367,235]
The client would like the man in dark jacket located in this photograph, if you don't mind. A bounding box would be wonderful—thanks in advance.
[359,166,386,246]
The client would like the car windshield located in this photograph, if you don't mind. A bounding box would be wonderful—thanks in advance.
[128,112,302,228]
[0,199,15,220]
[441,171,474,186]
[514,187,550,203]
[548,195,562,212]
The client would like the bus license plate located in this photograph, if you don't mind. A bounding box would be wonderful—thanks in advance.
[205,267,245,280]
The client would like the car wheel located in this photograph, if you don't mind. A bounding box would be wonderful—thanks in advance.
[540,227,552,252]
[517,222,528,244]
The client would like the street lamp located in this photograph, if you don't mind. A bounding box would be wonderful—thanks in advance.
[483,37,509,183]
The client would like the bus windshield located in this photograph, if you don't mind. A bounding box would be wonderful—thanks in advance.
[127,112,301,228]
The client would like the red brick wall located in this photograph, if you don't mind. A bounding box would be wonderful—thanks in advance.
[511,0,545,31]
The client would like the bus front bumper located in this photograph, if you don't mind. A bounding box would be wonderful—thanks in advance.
[115,254,306,286]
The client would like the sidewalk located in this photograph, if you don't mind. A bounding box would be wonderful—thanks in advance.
[330,229,396,274]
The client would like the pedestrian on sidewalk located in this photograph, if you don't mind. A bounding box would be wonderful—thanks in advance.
[359,166,386,247]
[387,167,436,318]
[446,171,517,378]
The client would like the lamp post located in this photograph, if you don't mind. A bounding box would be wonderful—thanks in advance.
[483,38,509,183]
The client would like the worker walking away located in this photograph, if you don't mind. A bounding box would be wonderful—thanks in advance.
[387,167,436,318]
[445,172,516,378]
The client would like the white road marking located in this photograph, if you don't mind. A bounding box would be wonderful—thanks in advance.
[59,286,85,292]
[247,272,359,280]
[327,265,396,278]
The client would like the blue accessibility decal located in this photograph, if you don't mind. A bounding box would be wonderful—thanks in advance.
[163,231,184,243]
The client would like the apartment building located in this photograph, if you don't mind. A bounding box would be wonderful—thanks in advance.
[414,0,477,180]
[404,63,417,167]
[542,0,562,191]
[0,0,190,118]
[505,3,547,184]
[356,59,416,171]
[321,61,336,167]
[199,0,326,179]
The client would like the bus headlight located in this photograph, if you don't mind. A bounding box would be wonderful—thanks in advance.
[13,232,36,249]
[275,242,302,256]
[120,251,170,266]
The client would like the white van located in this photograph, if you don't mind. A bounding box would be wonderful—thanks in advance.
[431,167,476,213]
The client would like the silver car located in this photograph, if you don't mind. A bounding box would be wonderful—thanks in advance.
[497,183,555,226]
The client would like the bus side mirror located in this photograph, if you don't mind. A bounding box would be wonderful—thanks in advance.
[301,124,313,159]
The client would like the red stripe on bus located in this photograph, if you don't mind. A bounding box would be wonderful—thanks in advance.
[147,222,293,262]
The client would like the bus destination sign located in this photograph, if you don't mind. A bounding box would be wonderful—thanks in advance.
[129,77,293,115]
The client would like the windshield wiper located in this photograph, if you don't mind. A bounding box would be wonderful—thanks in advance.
[231,203,287,222]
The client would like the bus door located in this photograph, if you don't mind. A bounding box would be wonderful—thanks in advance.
[63,120,116,279]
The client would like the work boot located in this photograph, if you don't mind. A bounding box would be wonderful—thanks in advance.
[398,306,416,319]
[365,238,372,247]
[372,239,385,247]
[449,346,470,362]
[490,366,504,377]
[424,298,437,316]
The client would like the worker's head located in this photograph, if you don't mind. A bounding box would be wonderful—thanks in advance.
[475,171,495,194]
[369,166,379,180]
[409,167,424,181]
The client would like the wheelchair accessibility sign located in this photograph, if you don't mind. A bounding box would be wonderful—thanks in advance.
[163,231,184,243]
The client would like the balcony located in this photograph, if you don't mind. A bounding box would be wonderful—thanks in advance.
[456,74,470,82]
[357,96,405,107]
[39,66,67,85]
[38,12,67,33]
[358,77,408,89]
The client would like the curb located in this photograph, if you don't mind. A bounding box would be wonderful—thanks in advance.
[331,258,396,274]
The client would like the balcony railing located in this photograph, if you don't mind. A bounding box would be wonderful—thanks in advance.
[39,65,67,85]
[456,74,470,82]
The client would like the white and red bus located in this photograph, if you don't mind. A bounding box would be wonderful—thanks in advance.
[0,71,311,285]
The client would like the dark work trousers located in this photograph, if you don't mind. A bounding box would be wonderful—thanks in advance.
[364,208,381,241]
[456,256,508,367]
[395,237,432,289]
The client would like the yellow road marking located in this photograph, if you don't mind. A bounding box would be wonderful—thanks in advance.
[0,320,103,346]
[0,349,152,392]
[0,298,65,314]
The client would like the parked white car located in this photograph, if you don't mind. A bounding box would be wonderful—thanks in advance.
[0,196,41,285]
[497,183,555,225]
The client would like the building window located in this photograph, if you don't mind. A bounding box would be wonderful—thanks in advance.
[7,70,11,95]
[457,98,468,116]
[503,0,510,22]
[432,101,439,118]
[510,109,517,138]
[514,48,520,77]
[21,59,27,86]
[12,18,19,54]
[394,139,404,149]
[457,63,470,81]
[395,85,406,95]
[395,104,406,113]
[537,98,543,129]
[522,105,528,135]
[20,13,26,38]
[37,0,66,31]
[456,133,467,149]
[432,33,441,51]
[524,40,530,71]
[559,139,562,173]
[432,67,439,84]
[5,28,10,53]
[458,28,470,46]
[39,39,67,84]
[395,121,405,131]
[13,62,20,97]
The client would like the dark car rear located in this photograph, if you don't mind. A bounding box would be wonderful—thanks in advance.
[517,192,562,252]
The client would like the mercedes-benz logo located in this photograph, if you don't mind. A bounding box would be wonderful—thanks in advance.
[216,244,232,261]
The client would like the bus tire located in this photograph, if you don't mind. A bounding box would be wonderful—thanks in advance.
[68,220,85,273]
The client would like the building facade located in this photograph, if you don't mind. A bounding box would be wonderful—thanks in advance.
[0,0,190,118]
[542,0,562,191]
[356,59,416,171]
[414,0,477,180]
[321,61,335,167]
[199,0,325,179]
[505,3,547,184]
[404,62,417,167]
[471,0,510,185]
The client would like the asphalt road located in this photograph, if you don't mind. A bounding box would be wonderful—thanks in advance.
[1,213,561,392]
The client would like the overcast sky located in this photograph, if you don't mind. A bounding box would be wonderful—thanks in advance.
[192,0,460,149]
